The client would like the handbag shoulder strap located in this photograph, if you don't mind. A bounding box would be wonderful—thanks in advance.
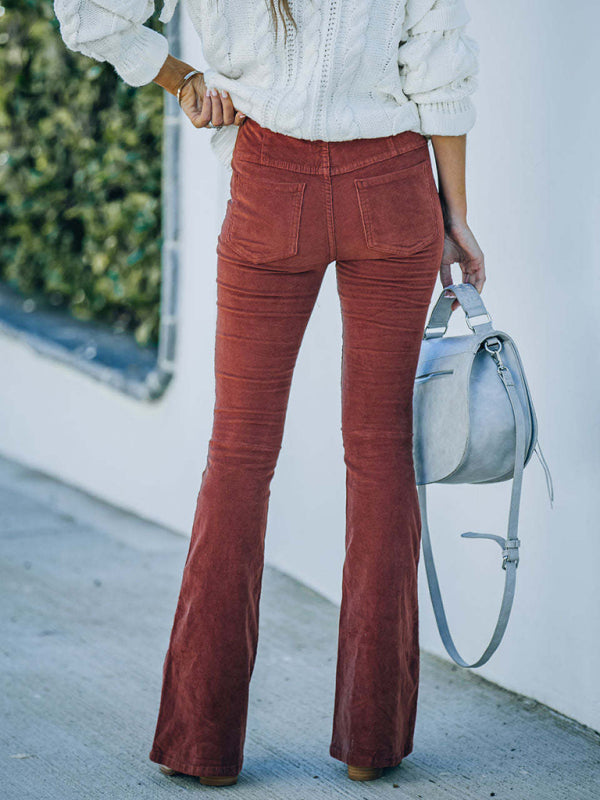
[417,343,526,668]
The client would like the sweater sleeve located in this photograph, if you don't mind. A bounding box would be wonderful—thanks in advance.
[397,0,479,136]
[53,1,173,87]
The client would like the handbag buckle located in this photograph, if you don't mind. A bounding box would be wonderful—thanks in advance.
[423,325,447,339]
[466,312,492,332]
[484,338,510,377]
[484,337,503,354]
[502,538,521,569]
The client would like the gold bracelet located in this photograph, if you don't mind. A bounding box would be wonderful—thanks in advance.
[176,69,201,106]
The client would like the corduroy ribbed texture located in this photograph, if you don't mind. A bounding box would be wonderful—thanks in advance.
[148,115,446,776]
[53,0,479,167]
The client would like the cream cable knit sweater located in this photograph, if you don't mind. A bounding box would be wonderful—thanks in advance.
[53,0,479,170]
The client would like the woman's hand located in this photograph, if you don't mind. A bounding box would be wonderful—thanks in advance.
[439,219,486,312]
[152,56,247,128]
[179,72,247,129]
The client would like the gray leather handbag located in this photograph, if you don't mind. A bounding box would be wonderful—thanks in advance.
[412,282,554,668]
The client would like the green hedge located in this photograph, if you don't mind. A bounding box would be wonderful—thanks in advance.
[0,0,165,346]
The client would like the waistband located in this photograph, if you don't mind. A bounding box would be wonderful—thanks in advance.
[233,116,429,176]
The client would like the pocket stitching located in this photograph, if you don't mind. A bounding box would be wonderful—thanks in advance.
[223,173,306,264]
[354,160,441,255]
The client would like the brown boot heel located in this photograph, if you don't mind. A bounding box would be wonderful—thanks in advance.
[198,774,239,786]
[347,764,384,781]
[160,764,239,785]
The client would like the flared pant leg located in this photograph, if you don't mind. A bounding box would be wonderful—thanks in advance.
[329,243,442,768]
[148,254,327,777]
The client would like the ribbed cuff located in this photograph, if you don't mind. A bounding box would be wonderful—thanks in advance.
[417,97,477,136]
[110,25,170,87]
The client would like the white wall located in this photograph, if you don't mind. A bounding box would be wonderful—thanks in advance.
[0,1,598,732]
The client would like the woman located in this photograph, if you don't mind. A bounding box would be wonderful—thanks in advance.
[54,0,485,786]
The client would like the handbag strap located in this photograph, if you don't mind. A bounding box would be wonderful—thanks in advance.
[533,440,554,507]
[424,282,494,339]
[417,339,527,668]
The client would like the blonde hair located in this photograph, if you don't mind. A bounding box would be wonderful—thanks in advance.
[267,0,297,42]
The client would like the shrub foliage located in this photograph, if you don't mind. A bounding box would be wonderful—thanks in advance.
[0,0,165,346]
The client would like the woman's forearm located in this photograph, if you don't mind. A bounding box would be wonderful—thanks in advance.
[430,134,468,228]
[153,53,199,96]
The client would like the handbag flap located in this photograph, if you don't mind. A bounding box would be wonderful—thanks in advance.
[413,327,539,485]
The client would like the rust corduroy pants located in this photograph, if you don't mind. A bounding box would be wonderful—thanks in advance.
[149,116,445,776]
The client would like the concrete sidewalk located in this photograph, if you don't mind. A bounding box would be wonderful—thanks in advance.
[1,453,598,799]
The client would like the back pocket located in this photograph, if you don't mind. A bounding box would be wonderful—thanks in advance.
[219,170,306,265]
[354,159,441,256]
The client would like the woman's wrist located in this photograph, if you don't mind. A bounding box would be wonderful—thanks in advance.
[430,134,468,231]
[439,193,467,230]
[153,53,200,96]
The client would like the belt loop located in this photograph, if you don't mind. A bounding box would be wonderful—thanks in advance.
[258,118,266,166]
[321,141,330,176]
[387,136,399,159]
